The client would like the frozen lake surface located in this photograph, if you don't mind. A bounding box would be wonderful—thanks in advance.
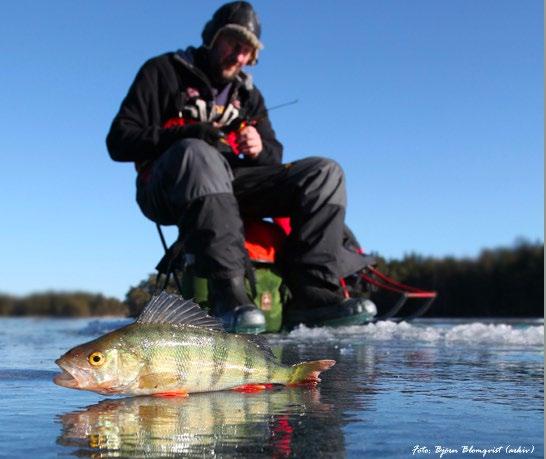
[0,317,543,458]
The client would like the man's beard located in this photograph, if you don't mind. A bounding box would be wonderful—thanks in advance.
[212,62,240,86]
[207,50,240,86]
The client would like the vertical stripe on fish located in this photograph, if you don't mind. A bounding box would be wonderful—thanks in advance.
[210,333,228,389]
[243,341,256,383]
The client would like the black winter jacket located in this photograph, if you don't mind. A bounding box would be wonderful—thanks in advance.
[106,47,283,169]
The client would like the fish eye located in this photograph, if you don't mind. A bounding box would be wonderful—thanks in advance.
[88,351,105,367]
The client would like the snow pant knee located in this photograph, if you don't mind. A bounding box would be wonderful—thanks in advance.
[137,139,234,224]
[294,156,347,212]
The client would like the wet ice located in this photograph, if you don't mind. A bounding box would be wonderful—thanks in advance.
[0,317,542,458]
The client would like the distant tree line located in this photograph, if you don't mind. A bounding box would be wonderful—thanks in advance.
[0,292,128,316]
[372,239,543,317]
[1,240,542,317]
[125,240,543,318]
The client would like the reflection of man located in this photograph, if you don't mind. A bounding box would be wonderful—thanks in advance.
[106,2,370,333]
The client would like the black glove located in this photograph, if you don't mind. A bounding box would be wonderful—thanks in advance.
[181,122,222,146]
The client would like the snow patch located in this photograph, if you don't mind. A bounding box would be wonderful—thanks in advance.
[444,322,544,346]
[288,325,335,340]
[284,321,544,347]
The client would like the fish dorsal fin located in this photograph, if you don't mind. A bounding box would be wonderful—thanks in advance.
[137,292,224,331]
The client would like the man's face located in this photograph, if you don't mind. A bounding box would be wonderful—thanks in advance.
[208,32,255,84]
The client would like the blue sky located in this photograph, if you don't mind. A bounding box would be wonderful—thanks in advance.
[0,1,543,300]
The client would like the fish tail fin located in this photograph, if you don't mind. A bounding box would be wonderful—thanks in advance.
[287,359,336,386]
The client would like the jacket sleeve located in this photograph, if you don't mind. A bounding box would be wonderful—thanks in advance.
[106,58,190,163]
[245,88,283,166]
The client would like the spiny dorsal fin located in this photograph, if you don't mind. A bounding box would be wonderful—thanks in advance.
[137,292,224,331]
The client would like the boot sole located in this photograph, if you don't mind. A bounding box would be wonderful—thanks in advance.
[282,310,375,331]
[232,325,267,334]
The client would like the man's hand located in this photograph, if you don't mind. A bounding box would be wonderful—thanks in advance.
[237,125,263,159]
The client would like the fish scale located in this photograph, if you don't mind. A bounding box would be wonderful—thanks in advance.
[119,323,284,393]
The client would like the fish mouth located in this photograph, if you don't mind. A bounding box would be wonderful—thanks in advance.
[53,359,121,394]
[54,359,80,388]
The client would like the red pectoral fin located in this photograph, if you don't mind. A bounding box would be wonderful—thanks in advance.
[152,390,188,398]
[232,384,274,393]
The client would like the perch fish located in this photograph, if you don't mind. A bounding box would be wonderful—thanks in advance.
[54,292,335,396]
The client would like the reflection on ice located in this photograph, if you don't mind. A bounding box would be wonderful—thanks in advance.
[57,388,336,458]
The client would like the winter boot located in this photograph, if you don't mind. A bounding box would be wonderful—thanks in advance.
[208,276,266,334]
[283,275,377,330]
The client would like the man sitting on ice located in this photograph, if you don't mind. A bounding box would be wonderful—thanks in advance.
[107,2,371,333]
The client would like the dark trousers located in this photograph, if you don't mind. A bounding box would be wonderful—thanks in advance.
[137,139,367,286]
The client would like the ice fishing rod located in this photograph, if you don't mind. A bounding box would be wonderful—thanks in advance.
[262,98,299,114]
